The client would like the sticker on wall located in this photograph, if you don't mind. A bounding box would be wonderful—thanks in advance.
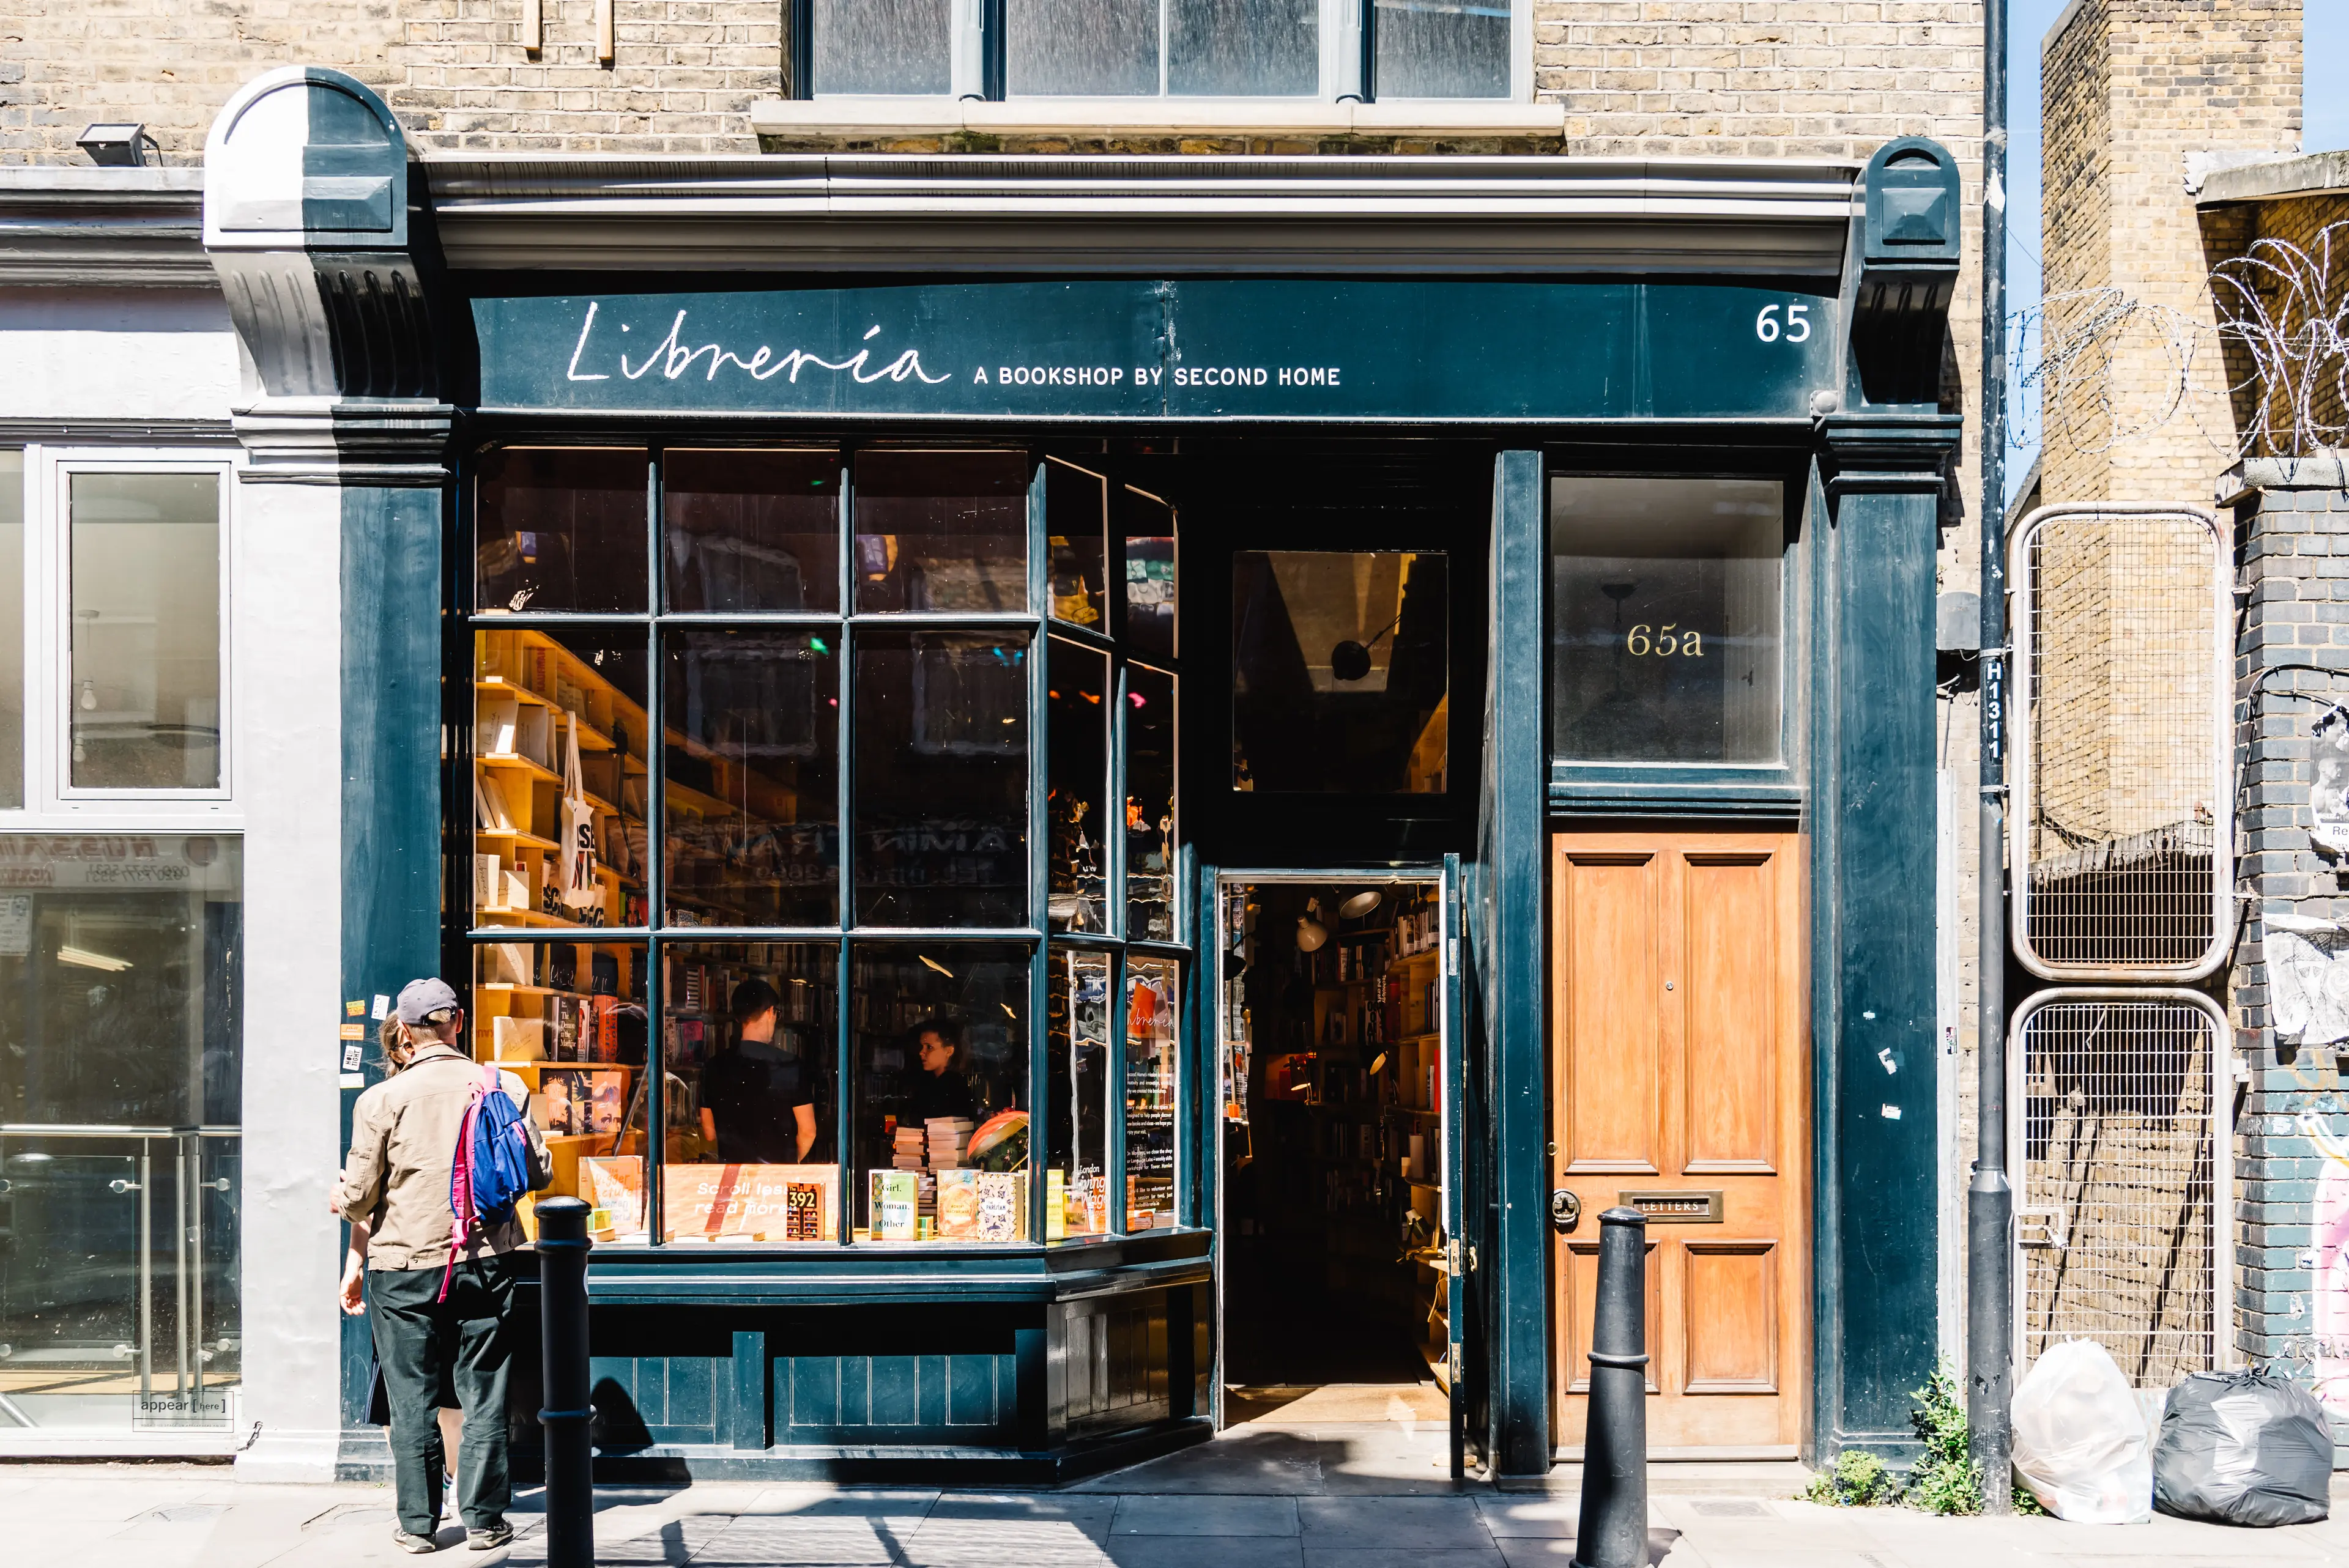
[2263,909,2349,1046]
[2313,706,2349,857]
[0,895,29,958]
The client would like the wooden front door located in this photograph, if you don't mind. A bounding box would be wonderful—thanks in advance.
[1550,830,1809,1455]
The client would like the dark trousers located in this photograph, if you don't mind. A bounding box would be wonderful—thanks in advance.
[368,1255,519,1535]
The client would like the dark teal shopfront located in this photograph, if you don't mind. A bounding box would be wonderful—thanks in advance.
[249,71,1965,1483]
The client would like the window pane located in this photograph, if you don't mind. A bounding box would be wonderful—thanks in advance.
[469,940,647,1242]
[0,834,242,1432]
[0,451,21,807]
[1231,550,1448,794]
[1045,459,1107,628]
[69,472,220,790]
[1009,0,1160,95]
[1046,946,1112,1241]
[476,447,647,615]
[850,943,1032,1243]
[664,449,841,613]
[1047,639,1109,935]
[1374,0,1509,98]
[853,451,1029,615]
[1123,487,1176,662]
[470,631,650,930]
[661,942,839,1244]
[1549,477,1784,765]
[1170,0,1319,95]
[853,631,1030,928]
[1126,663,1177,941]
[663,629,839,928]
[815,0,950,94]
[1124,956,1179,1230]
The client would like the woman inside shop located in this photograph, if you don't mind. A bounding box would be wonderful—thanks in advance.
[698,978,818,1162]
[905,1017,978,1126]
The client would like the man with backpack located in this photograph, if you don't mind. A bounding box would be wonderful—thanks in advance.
[333,977,551,1554]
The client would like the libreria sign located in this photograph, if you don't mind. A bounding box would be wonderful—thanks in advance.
[475,280,1841,423]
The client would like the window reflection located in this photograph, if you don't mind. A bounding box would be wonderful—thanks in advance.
[1045,459,1107,628]
[69,472,221,790]
[853,451,1029,614]
[475,448,647,615]
[854,631,1030,928]
[1124,957,1178,1229]
[664,449,841,613]
[850,944,1031,1242]
[1548,477,1784,766]
[661,943,838,1244]
[470,631,649,930]
[1373,0,1510,99]
[1232,549,1447,794]
[1048,639,1109,934]
[1047,947,1112,1240]
[662,629,839,928]
[1123,487,1176,662]
[1126,664,1176,942]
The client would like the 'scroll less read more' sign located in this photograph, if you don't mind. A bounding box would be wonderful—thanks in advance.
[473,280,1839,423]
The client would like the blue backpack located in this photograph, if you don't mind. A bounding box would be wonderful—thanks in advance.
[442,1066,536,1300]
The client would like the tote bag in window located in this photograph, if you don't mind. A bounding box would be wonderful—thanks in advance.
[559,713,599,914]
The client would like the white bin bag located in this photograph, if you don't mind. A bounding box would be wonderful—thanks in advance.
[2011,1339,2154,1523]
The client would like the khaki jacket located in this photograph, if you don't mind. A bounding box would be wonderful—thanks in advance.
[333,1042,552,1271]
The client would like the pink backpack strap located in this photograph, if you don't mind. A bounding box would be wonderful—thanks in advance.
[437,1067,499,1303]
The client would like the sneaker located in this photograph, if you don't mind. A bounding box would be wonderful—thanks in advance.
[467,1522,513,1550]
[392,1527,440,1554]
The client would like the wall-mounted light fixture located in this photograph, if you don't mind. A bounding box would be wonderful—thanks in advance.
[76,124,154,167]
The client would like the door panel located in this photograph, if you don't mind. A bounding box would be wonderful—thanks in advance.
[1551,830,1808,1455]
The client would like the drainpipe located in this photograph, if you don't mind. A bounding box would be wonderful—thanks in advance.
[1969,0,2016,1517]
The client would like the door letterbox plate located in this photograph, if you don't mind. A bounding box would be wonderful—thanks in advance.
[1618,1189,1723,1223]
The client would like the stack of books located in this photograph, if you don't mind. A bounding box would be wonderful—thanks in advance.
[890,1124,927,1170]
[926,1116,975,1169]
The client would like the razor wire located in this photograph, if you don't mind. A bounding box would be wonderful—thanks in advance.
[2010,220,2349,463]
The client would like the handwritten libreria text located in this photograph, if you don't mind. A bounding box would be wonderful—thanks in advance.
[562,303,1341,394]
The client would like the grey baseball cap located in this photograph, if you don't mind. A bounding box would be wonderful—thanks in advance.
[394,977,462,1026]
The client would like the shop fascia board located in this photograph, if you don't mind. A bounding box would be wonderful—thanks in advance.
[422,150,1860,276]
[0,165,214,287]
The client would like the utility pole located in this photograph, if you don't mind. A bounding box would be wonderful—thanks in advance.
[1969,0,2016,1517]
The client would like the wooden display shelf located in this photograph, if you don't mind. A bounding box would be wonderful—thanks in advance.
[475,827,561,851]
[480,752,562,786]
[475,677,552,707]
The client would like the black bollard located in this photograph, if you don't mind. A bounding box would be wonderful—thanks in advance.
[1572,1207,1649,1568]
[536,1196,595,1568]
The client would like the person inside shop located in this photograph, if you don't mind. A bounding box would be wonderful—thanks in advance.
[699,977,818,1162]
[905,1016,978,1126]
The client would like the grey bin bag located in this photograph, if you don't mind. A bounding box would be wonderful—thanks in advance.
[2152,1370,2333,1527]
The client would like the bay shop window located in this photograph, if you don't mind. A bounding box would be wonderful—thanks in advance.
[460,445,1186,1249]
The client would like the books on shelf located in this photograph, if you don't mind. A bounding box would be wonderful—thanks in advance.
[491,1015,544,1061]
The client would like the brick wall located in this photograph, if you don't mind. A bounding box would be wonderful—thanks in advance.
[2038,0,2303,506]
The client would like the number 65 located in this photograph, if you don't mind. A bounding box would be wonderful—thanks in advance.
[1756,302,1812,343]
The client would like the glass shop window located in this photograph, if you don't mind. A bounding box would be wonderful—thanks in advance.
[1123,487,1176,664]
[0,834,243,1432]
[663,449,841,614]
[660,943,839,1244]
[470,630,650,930]
[1046,945,1113,1240]
[1124,957,1179,1229]
[853,630,1030,928]
[0,450,21,807]
[476,447,648,615]
[663,628,839,928]
[1048,637,1110,934]
[1231,549,1448,794]
[853,451,1029,615]
[850,943,1033,1242]
[68,472,223,791]
[1046,459,1107,631]
[472,940,648,1239]
[1126,662,1176,940]
[1548,476,1786,766]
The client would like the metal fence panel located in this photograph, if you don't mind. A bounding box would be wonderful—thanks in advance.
[2011,504,2231,980]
